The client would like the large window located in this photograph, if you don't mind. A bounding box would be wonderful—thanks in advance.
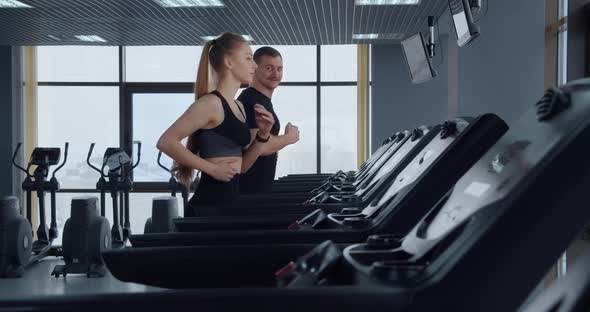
[265,45,317,82]
[37,86,120,189]
[272,86,317,176]
[124,45,358,176]
[36,44,359,242]
[132,92,194,182]
[321,86,357,173]
[321,45,357,81]
[320,45,358,172]
[557,0,568,85]
[37,46,119,82]
[125,46,202,82]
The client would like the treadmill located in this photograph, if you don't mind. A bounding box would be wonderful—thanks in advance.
[126,114,506,249]
[519,247,590,312]
[267,133,403,193]
[231,128,421,209]
[165,126,436,221]
[85,79,590,312]
[8,79,590,312]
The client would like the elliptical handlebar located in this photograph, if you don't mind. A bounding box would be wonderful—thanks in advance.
[156,150,188,205]
[157,151,174,179]
[86,143,105,178]
[130,141,142,171]
[52,142,69,180]
[12,142,31,177]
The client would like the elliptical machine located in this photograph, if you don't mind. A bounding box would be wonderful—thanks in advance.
[0,142,68,277]
[144,151,189,234]
[86,142,141,247]
[51,196,111,278]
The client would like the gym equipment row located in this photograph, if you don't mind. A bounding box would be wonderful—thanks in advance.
[2,79,590,312]
[1,143,68,278]
[133,114,509,248]
[1,142,186,278]
[45,78,590,312]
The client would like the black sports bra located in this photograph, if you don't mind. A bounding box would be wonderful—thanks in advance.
[191,91,251,158]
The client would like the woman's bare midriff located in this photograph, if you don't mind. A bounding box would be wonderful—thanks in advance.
[205,156,243,174]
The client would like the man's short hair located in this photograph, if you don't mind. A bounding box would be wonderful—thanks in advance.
[253,46,282,64]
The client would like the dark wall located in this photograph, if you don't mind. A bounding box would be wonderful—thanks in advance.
[371,35,449,151]
[456,0,545,124]
[0,46,14,196]
[371,0,545,150]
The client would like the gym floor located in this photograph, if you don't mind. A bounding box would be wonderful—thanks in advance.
[0,257,164,302]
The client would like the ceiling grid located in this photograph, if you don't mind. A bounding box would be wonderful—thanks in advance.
[0,0,447,45]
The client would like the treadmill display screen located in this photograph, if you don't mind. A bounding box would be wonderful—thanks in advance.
[424,139,535,240]
[463,181,491,198]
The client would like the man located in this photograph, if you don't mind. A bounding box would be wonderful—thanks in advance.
[238,46,300,194]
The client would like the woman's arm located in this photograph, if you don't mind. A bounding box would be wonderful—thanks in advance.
[241,136,266,172]
[157,95,238,182]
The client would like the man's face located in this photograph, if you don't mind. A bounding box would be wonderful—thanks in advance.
[254,55,283,90]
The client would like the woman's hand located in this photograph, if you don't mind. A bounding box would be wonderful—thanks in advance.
[208,159,240,182]
[254,104,275,138]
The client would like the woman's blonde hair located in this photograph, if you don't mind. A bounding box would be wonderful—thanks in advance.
[175,32,248,187]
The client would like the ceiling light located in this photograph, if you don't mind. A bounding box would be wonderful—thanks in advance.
[353,33,379,40]
[47,35,62,41]
[355,0,420,5]
[154,0,224,8]
[201,35,254,42]
[380,33,405,39]
[352,33,405,40]
[75,35,107,43]
[0,0,32,8]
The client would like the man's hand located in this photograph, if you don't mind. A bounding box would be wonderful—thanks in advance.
[285,122,300,144]
[254,104,275,138]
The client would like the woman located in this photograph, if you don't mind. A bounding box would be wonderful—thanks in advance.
[157,32,274,217]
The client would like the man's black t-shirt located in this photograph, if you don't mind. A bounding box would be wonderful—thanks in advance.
[238,87,281,194]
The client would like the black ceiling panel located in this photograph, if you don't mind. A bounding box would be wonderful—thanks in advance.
[0,0,448,45]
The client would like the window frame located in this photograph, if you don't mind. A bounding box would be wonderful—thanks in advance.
[37,45,359,192]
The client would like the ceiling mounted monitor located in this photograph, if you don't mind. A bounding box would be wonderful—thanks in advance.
[448,0,480,47]
[401,32,437,84]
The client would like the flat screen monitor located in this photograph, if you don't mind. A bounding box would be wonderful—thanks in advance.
[448,0,480,47]
[401,32,437,84]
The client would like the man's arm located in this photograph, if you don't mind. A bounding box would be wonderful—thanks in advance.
[248,123,299,156]
[260,133,294,156]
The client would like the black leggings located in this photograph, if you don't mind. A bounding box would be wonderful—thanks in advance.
[186,173,241,217]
